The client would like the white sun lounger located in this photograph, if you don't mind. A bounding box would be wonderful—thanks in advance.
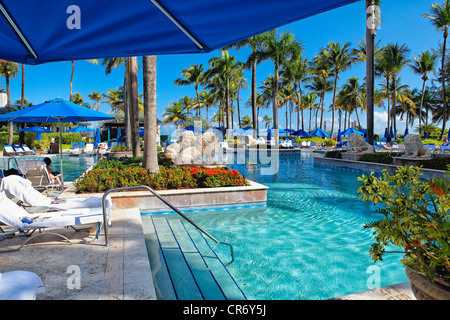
[0,271,45,300]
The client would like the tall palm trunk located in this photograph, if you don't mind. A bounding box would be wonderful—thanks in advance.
[272,69,279,146]
[251,62,257,137]
[124,60,132,149]
[225,78,231,134]
[5,73,13,145]
[392,75,398,139]
[142,56,159,173]
[128,57,140,157]
[441,27,448,139]
[419,78,426,134]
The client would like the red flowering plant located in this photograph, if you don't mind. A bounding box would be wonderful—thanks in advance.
[75,164,248,193]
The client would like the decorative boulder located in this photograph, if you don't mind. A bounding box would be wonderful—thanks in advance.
[164,142,181,159]
[403,134,431,158]
[178,130,196,149]
[347,133,373,153]
[165,131,219,165]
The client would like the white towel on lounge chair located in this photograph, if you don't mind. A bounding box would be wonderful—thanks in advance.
[0,175,52,207]
[0,271,45,300]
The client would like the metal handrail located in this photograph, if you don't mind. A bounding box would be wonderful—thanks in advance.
[102,185,235,265]
[7,157,20,171]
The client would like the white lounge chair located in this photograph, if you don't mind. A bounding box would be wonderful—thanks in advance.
[4,145,22,156]
[83,143,94,154]
[0,271,45,300]
[21,145,36,155]
[17,160,55,191]
[68,143,80,154]
[0,191,112,252]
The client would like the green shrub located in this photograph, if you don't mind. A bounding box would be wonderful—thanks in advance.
[419,157,450,171]
[359,152,401,164]
[111,145,128,152]
[325,150,347,159]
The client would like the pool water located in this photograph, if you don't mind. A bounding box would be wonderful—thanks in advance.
[155,151,408,300]
[1,154,98,182]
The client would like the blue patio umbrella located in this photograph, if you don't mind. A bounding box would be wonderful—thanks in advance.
[0,1,359,65]
[0,98,114,185]
[339,128,363,136]
[404,126,409,137]
[384,127,389,138]
[292,129,309,137]
[390,126,394,139]
[336,129,341,142]
[184,126,205,133]
[117,127,122,142]
[66,126,96,133]
[18,125,53,140]
[309,128,331,138]
[94,128,101,144]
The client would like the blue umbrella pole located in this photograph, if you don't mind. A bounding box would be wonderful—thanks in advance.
[59,120,64,188]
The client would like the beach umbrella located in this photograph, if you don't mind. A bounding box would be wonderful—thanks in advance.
[0,98,114,185]
[184,126,205,133]
[309,128,331,138]
[384,127,389,139]
[336,129,341,142]
[292,129,309,137]
[94,128,101,143]
[404,127,409,137]
[117,127,122,142]
[18,125,53,140]
[339,128,363,136]
[390,126,394,139]
[66,126,96,133]
[0,1,359,65]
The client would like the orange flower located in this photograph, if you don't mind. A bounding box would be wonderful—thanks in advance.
[428,181,448,197]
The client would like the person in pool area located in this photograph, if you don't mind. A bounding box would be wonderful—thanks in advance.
[43,157,63,190]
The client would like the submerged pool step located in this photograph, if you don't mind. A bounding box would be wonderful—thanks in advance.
[149,215,246,300]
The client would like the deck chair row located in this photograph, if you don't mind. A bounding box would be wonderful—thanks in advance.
[4,145,36,156]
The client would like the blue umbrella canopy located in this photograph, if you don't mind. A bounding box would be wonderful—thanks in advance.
[336,129,341,142]
[339,128,363,136]
[18,125,53,133]
[384,127,389,138]
[66,126,96,133]
[309,128,331,138]
[390,126,394,139]
[18,125,54,141]
[117,127,122,142]
[0,1,359,65]
[292,129,309,137]
[183,126,205,133]
[404,127,409,137]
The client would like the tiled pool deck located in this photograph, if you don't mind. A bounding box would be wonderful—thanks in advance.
[0,182,415,300]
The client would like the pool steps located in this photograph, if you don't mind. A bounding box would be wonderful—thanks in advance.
[143,215,246,300]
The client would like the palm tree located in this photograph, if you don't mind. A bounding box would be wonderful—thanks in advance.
[0,60,19,144]
[198,90,216,122]
[174,64,206,117]
[223,33,269,133]
[305,75,332,130]
[384,43,410,138]
[240,115,253,128]
[262,115,272,129]
[88,91,102,111]
[409,50,439,133]
[142,55,159,173]
[230,65,248,127]
[163,101,188,124]
[302,92,318,132]
[103,87,125,113]
[339,77,366,128]
[423,0,450,138]
[281,55,309,130]
[321,41,355,136]
[258,30,303,146]
[206,51,243,132]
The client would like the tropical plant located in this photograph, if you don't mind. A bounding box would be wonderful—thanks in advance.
[162,100,188,124]
[358,166,450,287]
[88,91,102,111]
[423,0,450,138]
[198,90,217,121]
[0,60,19,144]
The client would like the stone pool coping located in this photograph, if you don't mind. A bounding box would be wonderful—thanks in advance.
[313,155,446,180]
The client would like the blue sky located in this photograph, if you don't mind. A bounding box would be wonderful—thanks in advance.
[2,0,444,136]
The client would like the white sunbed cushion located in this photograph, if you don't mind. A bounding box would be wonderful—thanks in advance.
[0,271,45,300]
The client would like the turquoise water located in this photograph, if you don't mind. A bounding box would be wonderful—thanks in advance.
[1,154,98,181]
[152,151,408,300]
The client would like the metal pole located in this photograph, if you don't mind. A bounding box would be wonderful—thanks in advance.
[58,119,64,188]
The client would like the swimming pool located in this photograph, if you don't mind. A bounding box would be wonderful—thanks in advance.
[144,151,408,300]
[1,154,98,182]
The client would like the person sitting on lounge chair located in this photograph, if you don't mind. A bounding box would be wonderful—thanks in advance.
[42,157,63,190]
